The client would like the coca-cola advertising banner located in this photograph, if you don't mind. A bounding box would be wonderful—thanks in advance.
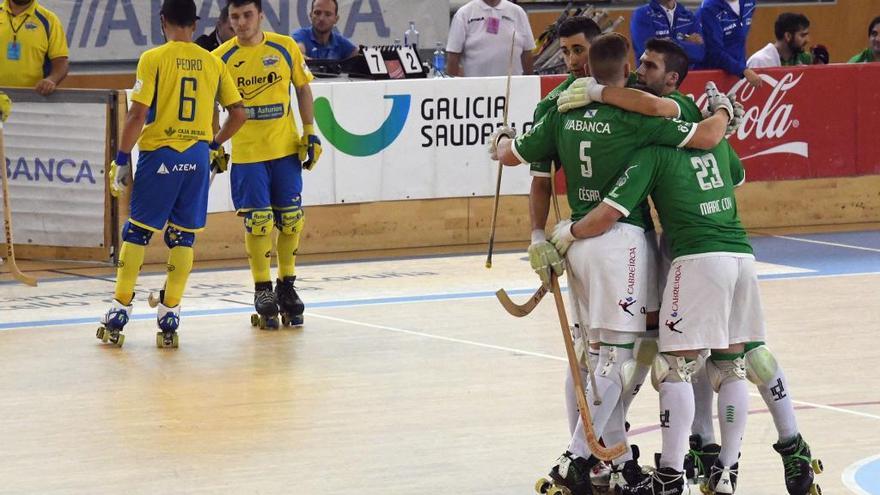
[541,64,880,182]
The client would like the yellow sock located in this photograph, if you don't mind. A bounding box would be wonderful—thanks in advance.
[246,233,273,283]
[163,246,194,307]
[114,241,146,305]
[276,231,301,278]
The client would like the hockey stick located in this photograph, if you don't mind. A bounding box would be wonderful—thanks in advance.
[550,275,625,461]
[495,284,548,317]
[0,122,37,286]
[485,30,517,269]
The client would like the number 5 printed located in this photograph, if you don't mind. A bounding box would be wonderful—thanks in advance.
[580,141,592,178]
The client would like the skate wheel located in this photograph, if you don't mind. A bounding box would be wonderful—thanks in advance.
[156,332,163,347]
[171,333,179,348]
[281,314,289,326]
[96,327,107,342]
[535,478,552,494]
[250,313,260,327]
[115,334,125,347]
[699,483,712,495]
[812,458,823,474]
[548,486,570,495]
[809,484,821,495]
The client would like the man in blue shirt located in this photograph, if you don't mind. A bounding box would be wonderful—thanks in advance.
[631,0,704,67]
[696,0,762,88]
[291,0,358,60]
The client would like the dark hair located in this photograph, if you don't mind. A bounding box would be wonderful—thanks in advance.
[645,37,690,87]
[588,33,630,83]
[227,0,262,12]
[161,0,200,27]
[774,13,810,40]
[311,0,339,15]
[869,15,880,36]
[558,16,601,42]
[219,5,229,22]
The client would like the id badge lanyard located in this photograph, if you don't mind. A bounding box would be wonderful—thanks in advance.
[6,10,30,61]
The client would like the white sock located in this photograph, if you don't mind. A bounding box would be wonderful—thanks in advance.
[717,378,749,466]
[602,400,633,464]
[621,359,651,414]
[756,366,799,442]
[692,365,717,445]
[658,381,694,472]
[565,368,579,435]
[569,345,630,458]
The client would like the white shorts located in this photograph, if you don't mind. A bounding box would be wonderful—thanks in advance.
[659,254,767,353]
[565,222,653,334]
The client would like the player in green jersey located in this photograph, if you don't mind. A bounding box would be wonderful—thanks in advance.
[559,38,819,495]
[491,32,733,495]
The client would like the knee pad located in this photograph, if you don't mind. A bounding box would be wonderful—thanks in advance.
[275,208,304,235]
[651,353,704,391]
[164,226,195,248]
[121,220,153,246]
[634,337,659,367]
[743,344,779,386]
[706,354,747,392]
[244,209,274,236]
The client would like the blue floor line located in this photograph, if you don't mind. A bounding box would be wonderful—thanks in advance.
[855,457,880,495]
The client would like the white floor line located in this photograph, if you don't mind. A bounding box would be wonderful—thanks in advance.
[309,311,880,423]
[842,454,880,495]
[307,312,565,362]
[771,234,880,253]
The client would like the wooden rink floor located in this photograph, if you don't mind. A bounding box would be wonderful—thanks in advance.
[1,229,879,494]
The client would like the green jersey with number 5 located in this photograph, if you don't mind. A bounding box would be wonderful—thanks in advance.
[513,103,697,227]
[603,141,752,259]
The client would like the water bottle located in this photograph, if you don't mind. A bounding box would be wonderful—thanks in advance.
[433,42,446,78]
[404,21,420,49]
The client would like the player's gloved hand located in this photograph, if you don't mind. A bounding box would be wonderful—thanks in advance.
[705,81,733,120]
[528,232,565,288]
[725,95,745,137]
[557,77,605,113]
[108,151,131,198]
[550,219,577,256]
[298,124,322,171]
[488,125,516,160]
[208,140,229,174]
[0,91,11,122]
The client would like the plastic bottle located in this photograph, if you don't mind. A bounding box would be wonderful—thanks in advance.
[404,21,420,49]
[433,42,446,78]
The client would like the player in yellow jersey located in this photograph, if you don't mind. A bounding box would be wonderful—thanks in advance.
[214,0,320,329]
[97,0,246,348]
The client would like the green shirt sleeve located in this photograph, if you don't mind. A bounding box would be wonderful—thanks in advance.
[514,110,559,165]
[726,140,745,187]
[636,114,697,149]
[603,147,659,217]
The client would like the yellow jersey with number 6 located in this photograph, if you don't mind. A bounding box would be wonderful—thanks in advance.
[213,32,313,164]
[130,41,241,152]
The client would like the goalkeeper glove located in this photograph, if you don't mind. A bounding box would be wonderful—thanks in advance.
[556,77,605,113]
[550,220,577,256]
[108,151,131,198]
[299,124,322,171]
[0,92,10,123]
[704,81,734,120]
[208,139,229,174]
[488,125,516,160]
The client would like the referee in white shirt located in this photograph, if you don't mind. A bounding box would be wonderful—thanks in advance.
[446,0,536,77]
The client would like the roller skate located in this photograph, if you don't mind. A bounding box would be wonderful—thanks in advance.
[773,434,822,495]
[706,460,737,494]
[618,466,689,495]
[536,451,597,495]
[682,434,720,488]
[250,281,279,330]
[609,446,650,493]
[155,295,180,348]
[275,276,304,326]
[96,298,132,347]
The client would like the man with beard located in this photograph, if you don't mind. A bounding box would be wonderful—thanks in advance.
[0,0,68,95]
[747,12,813,68]
[292,0,358,60]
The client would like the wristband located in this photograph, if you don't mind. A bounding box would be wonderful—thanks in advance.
[115,151,130,166]
[303,124,315,136]
[588,83,606,103]
[208,139,220,151]
[531,229,547,244]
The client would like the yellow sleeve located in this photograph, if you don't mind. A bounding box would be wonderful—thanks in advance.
[217,61,242,108]
[130,52,157,107]
[46,11,69,59]
[289,38,313,88]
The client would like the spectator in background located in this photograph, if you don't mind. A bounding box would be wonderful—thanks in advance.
[747,12,812,67]
[292,0,358,60]
[631,0,704,67]
[696,0,762,88]
[195,5,233,51]
[0,0,69,95]
[446,0,536,77]
[849,15,880,63]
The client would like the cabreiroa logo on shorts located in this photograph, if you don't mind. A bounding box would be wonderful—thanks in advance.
[666,264,684,333]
